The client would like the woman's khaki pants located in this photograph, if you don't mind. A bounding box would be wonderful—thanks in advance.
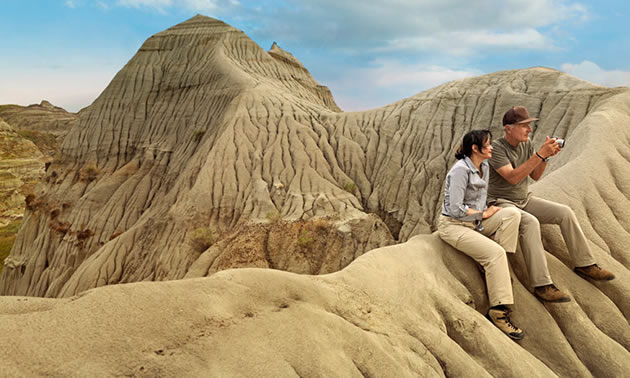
[437,207,521,307]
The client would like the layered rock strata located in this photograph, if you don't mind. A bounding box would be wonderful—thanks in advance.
[0,120,44,227]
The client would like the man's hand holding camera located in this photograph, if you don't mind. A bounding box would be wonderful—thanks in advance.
[537,136,563,161]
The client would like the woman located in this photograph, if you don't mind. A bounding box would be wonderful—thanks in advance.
[438,129,524,340]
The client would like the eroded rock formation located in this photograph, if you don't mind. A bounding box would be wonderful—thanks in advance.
[0,120,44,227]
[0,100,77,157]
[1,231,629,376]
[2,16,629,301]
[1,14,629,377]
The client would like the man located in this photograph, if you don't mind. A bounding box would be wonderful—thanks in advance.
[487,106,615,303]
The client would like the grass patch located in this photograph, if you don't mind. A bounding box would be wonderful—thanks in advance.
[193,129,206,142]
[0,220,22,274]
[343,181,357,194]
[265,210,282,224]
[79,163,99,182]
[296,229,314,248]
[15,129,59,155]
[189,227,216,253]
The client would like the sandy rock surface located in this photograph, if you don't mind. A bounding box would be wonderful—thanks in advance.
[1,233,628,377]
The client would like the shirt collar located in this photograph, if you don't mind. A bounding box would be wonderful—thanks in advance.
[463,156,480,173]
[463,156,488,174]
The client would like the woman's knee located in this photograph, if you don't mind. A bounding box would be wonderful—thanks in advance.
[498,207,521,223]
[557,204,576,221]
[520,212,540,230]
[481,245,508,268]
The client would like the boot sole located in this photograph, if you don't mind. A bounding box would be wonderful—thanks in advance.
[534,293,571,303]
[574,269,615,281]
[485,314,524,340]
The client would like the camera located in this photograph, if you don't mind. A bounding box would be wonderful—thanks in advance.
[552,137,566,148]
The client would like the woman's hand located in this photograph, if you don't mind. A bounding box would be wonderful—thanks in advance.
[482,205,501,219]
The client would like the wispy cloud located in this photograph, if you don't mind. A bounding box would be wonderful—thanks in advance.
[328,60,482,111]
[247,0,587,55]
[116,0,228,13]
[65,0,76,8]
[561,61,630,87]
[379,29,552,55]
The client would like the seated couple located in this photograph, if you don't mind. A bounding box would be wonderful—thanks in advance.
[438,106,614,340]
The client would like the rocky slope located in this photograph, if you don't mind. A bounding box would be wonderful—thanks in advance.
[0,100,77,156]
[0,120,44,227]
[0,101,76,272]
[1,16,628,300]
[1,230,629,376]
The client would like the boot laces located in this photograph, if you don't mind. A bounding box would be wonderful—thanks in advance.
[495,310,519,332]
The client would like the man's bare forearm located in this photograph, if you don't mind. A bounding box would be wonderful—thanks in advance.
[502,154,544,184]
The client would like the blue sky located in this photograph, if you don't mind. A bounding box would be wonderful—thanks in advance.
[1,0,629,112]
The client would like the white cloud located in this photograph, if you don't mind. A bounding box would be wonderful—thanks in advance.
[328,60,482,111]
[65,0,76,8]
[251,0,587,55]
[561,61,630,88]
[381,29,552,55]
[116,0,223,13]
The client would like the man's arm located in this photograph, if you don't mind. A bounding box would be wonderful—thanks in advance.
[495,137,559,184]
[495,155,544,185]
[530,160,547,181]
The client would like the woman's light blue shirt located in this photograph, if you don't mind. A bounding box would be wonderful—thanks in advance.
[442,156,489,223]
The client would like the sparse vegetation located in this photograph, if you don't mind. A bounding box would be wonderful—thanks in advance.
[109,231,124,241]
[25,193,39,210]
[49,220,70,235]
[193,129,206,142]
[307,218,329,233]
[50,208,60,219]
[343,181,357,194]
[76,228,94,241]
[296,229,314,248]
[189,227,216,252]
[0,220,22,274]
[79,163,99,182]
[15,129,59,156]
[265,210,282,224]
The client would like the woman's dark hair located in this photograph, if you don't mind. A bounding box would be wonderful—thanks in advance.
[455,129,492,159]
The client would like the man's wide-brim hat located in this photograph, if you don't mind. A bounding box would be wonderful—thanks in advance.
[503,106,539,126]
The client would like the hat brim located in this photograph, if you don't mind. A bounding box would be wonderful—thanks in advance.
[515,117,539,124]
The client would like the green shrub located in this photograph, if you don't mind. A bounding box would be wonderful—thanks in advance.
[189,227,215,252]
[265,211,282,223]
[296,229,314,248]
[79,163,99,182]
[193,129,206,142]
[0,220,22,274]
[343,181,357,194]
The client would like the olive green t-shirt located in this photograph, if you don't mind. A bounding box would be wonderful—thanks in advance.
[488,137,534,204]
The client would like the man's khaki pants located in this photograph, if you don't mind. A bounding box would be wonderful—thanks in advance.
[491,196,596,287]
[437,207,521,307]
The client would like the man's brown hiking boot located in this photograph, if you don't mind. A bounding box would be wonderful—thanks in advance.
[574,264,615,281]
[486,307,524,340]
[534,284,571,303]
